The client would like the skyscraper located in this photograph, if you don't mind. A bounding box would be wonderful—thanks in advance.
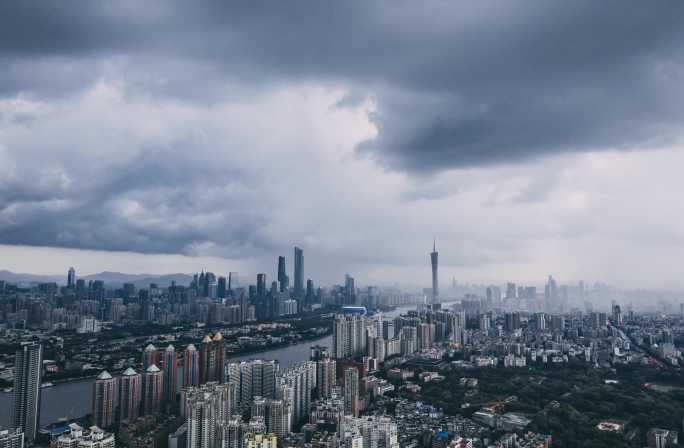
[142,364,164,415]
[306,279,315,304]
[92,370,116,429]
[119,367,142,422]
[257,274,267,297]
[228,272,240,291]
[184,344,200,388]
[277,257,288,293]
[164,345,178,404]
[430,240,439,304]
[12,342,42,443]
[294,246,304,299]
[344,367,359,417]
[67,267,76,289]
[217,276,227,299]
[344,275,356,305]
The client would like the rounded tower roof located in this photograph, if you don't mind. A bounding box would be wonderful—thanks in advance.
[97,370,112,380]
[186,344,197,351]
[146,364,161,373]
[122,367,137,376]
[201,335,212,344]
[144,344,157,352]
[166,344,175,351]
[212,332,223,342]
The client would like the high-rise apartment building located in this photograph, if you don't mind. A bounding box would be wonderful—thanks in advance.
[251,397,291,438]
[184,344,200,388]
[315,358,336,399]
[418,322,435,351]
[185,382,237,448]
[164,345,178,404]
[142,365,164,416]
[344,367,359,417]
[119,367,142,422]
[333,314,367,359]
[12,342,42,443]
[199,333,226,384]
[92,371,116,429]
[276,361,316,423]
[226,360,278,405]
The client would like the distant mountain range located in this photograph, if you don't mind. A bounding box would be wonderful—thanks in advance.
[0,270,194,287]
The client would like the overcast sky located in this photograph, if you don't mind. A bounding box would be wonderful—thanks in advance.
[1,1,684,289]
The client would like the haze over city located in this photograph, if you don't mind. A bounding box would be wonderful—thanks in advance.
[2,2,684,289]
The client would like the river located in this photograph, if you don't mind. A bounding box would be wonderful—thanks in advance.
[0,304,422,427]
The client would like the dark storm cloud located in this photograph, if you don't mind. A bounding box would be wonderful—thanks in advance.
[2,1,684,168]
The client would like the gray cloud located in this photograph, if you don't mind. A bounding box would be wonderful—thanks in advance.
[2,1,684,286]
[3,1,684,169]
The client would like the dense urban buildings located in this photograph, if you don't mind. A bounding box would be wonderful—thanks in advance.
[0,249,684,448]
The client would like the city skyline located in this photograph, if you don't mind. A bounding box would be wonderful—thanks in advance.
[3,3,684,447]
[0,241,680,293]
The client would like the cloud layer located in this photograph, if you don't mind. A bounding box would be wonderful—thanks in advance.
[1,1,684,287]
